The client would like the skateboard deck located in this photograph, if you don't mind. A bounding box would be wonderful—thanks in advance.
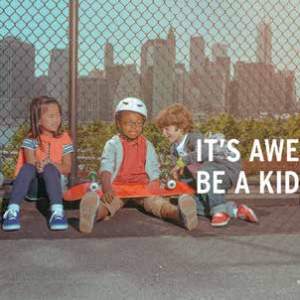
[63,180,195,201]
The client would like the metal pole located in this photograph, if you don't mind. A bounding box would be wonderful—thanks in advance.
[68,0,79,185]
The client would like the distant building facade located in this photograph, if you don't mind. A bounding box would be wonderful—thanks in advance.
[0,37,35,122]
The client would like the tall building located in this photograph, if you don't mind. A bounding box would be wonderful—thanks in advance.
[186,41,230,117]
[256,21,272,64]
[0,36,35,122]
[47,48,68,118]
[104,42,114,69]
[282,69,297,113]
[113,64,140,106]
[33,76,48,96]
[229,61,295,118]
[190,36,206,74]
[174,63,187,103]
[141,28,176,118]
[212,43,228,61]
[78,76,110,122]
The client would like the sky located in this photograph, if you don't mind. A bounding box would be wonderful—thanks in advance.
[0,0,299,93]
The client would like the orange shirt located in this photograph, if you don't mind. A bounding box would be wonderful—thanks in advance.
[14,132,74,177]
[113,135,149,184]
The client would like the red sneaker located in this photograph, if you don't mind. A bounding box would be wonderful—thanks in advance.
[211,212,230,227]
[237,204,258,223]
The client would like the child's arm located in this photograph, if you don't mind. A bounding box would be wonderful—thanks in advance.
[181,133,209,165]
[24,148,37,166]
[145,141,160,181]
[99,139,117,203]
[52,153,72,175]
[50,133,74,175]
[100,171,114,203]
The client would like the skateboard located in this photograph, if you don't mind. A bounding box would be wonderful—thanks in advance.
[63,172,195,201]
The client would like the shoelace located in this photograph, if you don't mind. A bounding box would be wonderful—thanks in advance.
[49,211,64,223]
[3,208,18,220]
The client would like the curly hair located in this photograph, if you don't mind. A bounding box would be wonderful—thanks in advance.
[155,103,194,133]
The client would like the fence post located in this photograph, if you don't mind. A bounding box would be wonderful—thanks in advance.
[69,0,79,185]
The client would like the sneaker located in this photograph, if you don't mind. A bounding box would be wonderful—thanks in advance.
[237,204,258,223]
[79,192,100,233]
[2,207,21,231]
[211,212,230,227]
[178,195,198,231]
[49,210,68,230]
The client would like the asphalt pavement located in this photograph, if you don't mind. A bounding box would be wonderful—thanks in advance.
[0,199,300,299]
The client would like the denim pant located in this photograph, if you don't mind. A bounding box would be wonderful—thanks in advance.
[9,163,63,206]
[196,161,237,217]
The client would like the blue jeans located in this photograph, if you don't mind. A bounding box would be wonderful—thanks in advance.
[9,163,63,206]
[196,161,237,217]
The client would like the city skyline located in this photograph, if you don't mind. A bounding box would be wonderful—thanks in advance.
[1,0,299,77]
[0,19,297,123]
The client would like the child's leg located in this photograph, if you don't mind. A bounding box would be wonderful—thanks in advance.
[41,164,63,206]
[2,163,37,231]
[200,162,233,226]
[195,194,210,217]
[140,195,198,230]
[79,194,125,233]
[95,196,125,221]
[9,163,37,206]
[42,164,67,230]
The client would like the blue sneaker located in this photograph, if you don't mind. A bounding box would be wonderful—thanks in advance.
[49,210,68,230]
[2,206,21,231]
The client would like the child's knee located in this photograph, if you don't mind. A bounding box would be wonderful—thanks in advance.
[143,196,166,217]
[22,163,36,173]
[43,163,59,174]
[19,163,37,179]
[99,196,124,219]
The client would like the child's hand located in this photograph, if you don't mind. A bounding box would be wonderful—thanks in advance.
[36,160,44,173]
[102,190,115,204]
[36,159,51,173]
[170,166,184,181]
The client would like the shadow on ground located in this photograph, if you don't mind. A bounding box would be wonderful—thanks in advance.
[0,198,300,240]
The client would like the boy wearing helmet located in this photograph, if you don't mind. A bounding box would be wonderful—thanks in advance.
[79,97,198,233]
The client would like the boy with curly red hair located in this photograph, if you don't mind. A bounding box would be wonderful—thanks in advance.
[156,103,258,227]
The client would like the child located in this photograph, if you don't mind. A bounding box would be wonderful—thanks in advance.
[79,97,198,233]
[155,103,258,227]
[2,96,74,231]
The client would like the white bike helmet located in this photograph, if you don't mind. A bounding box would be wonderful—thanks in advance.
[115,97,147,119]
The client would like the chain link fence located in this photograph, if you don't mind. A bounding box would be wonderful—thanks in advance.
[0,0,69,177]
[1,0,300,177]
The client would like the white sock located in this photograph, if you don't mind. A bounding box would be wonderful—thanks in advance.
[51,204,64,214]
[8,204,20,212]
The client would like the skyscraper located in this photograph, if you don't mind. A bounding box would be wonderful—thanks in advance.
[0,36,35,122]
[212,43,228,61]
[141,28,176,118]
[256,21,272,64]
[190,36,206,74]
[104,42,114,70]
[47,48,68,118]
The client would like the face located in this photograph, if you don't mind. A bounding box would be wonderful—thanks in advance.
[162,125,184,144]
[117,111,145,140]
[39,103,61,136]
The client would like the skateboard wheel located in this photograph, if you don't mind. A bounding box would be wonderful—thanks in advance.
[89,182,99,192]
[166,179,176,190]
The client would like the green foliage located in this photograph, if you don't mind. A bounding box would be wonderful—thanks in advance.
[2,124,29,178]
[2,114,300,178]
[77,121,117,172]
